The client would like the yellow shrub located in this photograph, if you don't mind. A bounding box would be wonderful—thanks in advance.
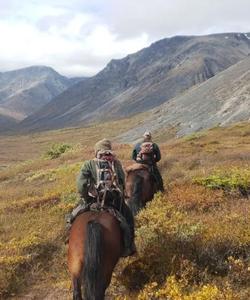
[137,276,235,300]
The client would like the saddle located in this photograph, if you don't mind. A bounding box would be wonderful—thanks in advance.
[71,201,125,225]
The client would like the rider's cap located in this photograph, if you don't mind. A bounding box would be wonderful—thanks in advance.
[94,139,112,155]
[143,131,152,138]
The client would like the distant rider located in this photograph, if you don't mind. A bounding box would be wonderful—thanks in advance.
[132,131,164,192]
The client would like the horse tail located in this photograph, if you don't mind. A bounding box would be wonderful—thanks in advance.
[83,220,104,300]
[129,175,143,215]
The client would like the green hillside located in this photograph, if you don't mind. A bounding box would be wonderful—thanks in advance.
[0,121,249,299]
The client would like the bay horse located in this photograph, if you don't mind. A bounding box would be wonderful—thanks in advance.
[125,163,156,215]
[67,210,122,300]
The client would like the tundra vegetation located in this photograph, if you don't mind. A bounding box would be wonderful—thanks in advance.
[0,120,249,299]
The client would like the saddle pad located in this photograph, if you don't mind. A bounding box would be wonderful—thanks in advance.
[125,163,149,173]
[72,203,125,225]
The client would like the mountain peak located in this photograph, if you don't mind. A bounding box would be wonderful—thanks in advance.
[0,66,77,123]
[1,65,59,76]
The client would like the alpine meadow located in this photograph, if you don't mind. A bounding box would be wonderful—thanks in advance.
[1,1,250,298]
[0,119,249,299]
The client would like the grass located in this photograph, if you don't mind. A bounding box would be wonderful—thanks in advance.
[0,114,146,168]
[0,120,249,299]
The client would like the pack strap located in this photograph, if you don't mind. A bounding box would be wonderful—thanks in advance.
[94,159,123,209]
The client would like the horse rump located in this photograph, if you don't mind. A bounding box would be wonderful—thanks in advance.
[126,165,156,216]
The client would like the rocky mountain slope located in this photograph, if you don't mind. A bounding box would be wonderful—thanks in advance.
[118,56,250,142]
[0,66,81,123]
[20,32,250,131]
[0,113,18,132]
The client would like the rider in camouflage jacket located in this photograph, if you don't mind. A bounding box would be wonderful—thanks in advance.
[68,139,136,256]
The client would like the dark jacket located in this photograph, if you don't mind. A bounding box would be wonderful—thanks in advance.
[132,142,161,164]
[77,159,125,198]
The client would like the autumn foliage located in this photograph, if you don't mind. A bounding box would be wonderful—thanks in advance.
[0,121,249,298]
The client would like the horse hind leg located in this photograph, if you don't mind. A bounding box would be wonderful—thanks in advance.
[73,277,82,300]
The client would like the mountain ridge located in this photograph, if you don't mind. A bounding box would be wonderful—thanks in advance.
[117,55,250,142]
[20,32,250,132]
[0,66,83,123]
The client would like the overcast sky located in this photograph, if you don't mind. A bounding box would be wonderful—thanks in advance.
[0,0,249,77]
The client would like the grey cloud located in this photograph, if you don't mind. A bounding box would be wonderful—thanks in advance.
[0,46,109,77]
[0,0,250,77]
[0,0,22,17]
[36,14,72,32]
[53,51,110,75]
[99,0,250,40]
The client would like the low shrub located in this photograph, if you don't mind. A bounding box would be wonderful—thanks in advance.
[25,169,57,182]
[119,191,250,297]
[227,256,250,286]
[44,143,72,159]
[193,168,250,196]
[167,184,225,212]
[120,193,204,290]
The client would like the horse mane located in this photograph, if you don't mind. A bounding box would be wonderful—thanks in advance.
[83,220,104,300]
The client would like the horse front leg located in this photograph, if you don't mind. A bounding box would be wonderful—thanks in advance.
[73,277,82,300]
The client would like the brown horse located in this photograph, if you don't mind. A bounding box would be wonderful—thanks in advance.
[125,163,156,215]
[67,210,122,300]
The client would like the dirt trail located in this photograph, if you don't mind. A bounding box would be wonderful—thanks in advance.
[9,285,71,300]
[9,282,117,299]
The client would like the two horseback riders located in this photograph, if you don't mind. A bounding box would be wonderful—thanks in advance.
[67,135,163,299]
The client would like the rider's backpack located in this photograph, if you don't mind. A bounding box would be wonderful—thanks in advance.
[137,142,154,162]
[93,158,122,208]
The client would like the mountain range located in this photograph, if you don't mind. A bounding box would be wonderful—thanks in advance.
[0,66,83,126]
[118,55,250,142]
[1,32,250,137]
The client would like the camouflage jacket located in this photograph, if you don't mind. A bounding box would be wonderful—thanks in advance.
[77,159,125,199]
